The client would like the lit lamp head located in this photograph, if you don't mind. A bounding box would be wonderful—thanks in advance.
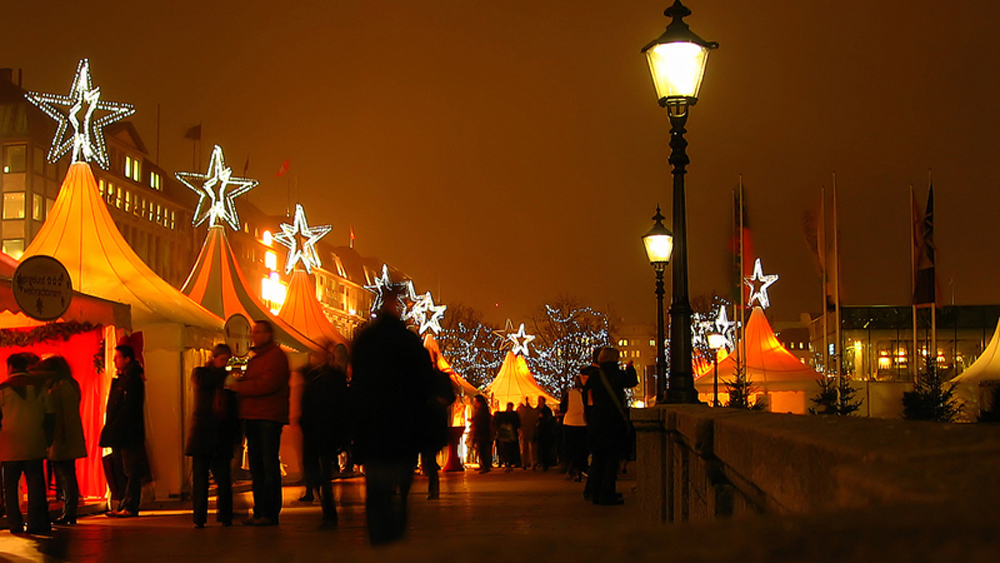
[707,332,727,351]
[641,0,718,109]
[642,206,674,273]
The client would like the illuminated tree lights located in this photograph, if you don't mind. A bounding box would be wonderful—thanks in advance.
[744,258,779,309]
[525,302,612,395]
[175,145,259,231]
[25,58,136,170]
[274,203,331,274]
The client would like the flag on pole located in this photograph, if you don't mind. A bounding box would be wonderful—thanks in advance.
[350,225,355,249]
[276,159,290,177]
[730,186,754,304]
[913,184,938,305]
[184,123,201,141]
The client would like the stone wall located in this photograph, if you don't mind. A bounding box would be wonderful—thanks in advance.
[632,404,1000,524]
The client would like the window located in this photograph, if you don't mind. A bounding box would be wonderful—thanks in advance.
[3,192,25,219]
[32,194,43,221]
[649,339,655,346]
[125,191,131,212]
[115,186,123,208]
[124,155,131,179]
[99,179,105,197]
[150,171,161,190]
[170,210,175,230]
[156,204,162,225]
[132,158,141,182]
[3,145,26,174]
[32,147,44,175]
[265,251,277,271]
[2,239,24,260]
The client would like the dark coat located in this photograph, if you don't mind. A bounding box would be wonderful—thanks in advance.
[300,363,350,456]
[99,361,145,449]
[421,368,456,453]
[582,361,637,454]
[185,363,239,458]
[470,402,493,448]
[350,313,435,464]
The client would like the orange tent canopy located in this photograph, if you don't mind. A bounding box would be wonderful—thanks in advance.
[278,269,349,348]
[695,307,818,392]
[486,351,557,411]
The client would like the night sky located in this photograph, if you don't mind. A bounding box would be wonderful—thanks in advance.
[4,1,1000,327]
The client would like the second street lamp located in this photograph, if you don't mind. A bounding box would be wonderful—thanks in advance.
[642,206,673,403]
[642,0,717,403]
[707,332,727,407]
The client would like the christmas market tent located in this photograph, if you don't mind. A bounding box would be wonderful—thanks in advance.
[424,334,480,424]
[0,278,130,498]
[486,351,557,412]
[20,162,224,499]
[694,307,819,414]
[0,251,16,277]
[277,268,349,348]
[950,318,1000,418]
[182,226,321,354]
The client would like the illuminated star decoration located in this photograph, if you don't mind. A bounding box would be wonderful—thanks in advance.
[24,58,135,170]
[175,145,259,231]
[508,323,536,357]
[403,291,448,335]
[273,203,332,274]
[744,258,779,309]
[714,305,737,349]
[492,319,517,351]
[364,264,409,317]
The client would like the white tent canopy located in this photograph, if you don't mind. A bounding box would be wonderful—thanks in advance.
[950,318,1000,417]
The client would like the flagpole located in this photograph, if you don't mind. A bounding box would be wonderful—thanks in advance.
[833,172,842,393]
[739,175,746,399]
[820,185,828,378]
[910,184,918,384]
[929,170,937,378]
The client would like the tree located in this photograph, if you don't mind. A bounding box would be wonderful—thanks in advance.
[902,355,962,422]
[527,297,613,395]
[724,353,764,410]
[809,371,862,416]
[436,304,503,390]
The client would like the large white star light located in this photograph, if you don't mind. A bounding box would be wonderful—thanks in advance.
[403,291,447,335]
[508,323,536,357]
[714,305,737,349]
[364,264,409,317]
[175,145,259,231]
[273,203,332,274]
[25,58,135,170]
[744,258,779,309]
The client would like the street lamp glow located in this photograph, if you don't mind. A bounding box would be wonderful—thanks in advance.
[642,206,674,271]
[642,0,718,107]
[707,332,727,350]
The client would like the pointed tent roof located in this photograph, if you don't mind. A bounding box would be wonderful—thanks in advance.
[424,334,480,398]
[20,163,221,330]
[277,269,349,347]
[486,351,557,410]
[951,319,1000,386]
[695,307,818,392]
[182,225,320,353]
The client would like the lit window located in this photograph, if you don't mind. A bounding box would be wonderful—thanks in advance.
[3,145,26,174]
[150,171,161,190]
[262,230,273,246]
[115,186,123,208]
[125,191,131,213]
[156,204,162,224]
[170,210,175,230]
[1,238,24,259]
[99,178,106,197]
[131,158,141,182]
[649,339,655,346]
[124,155,131,179]
[3,193,25,219]
[31,194,43,221]
[265,251,277,271]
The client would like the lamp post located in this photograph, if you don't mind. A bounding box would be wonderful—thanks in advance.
[642,0,717,403]
[642,206,674,403]
[707,332,726,407]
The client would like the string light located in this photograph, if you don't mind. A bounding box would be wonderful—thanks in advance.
[24,58,135,169]
[273,203,331,274]
[175,145,259,231]
[491,319,516,351]
[524,304,611,395]
[508,323,536,357]
[403,290,447,336]
[744,258,779,309]
[714,304,738,349]
[364,264,409,317]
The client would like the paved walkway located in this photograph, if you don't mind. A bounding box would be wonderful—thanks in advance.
[0,469,639,562]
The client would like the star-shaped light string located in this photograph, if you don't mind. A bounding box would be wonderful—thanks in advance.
[24,58,135,169]
[744,258,779,309]
[175,145,259,231]
[364,264,409,317]
[273,203,331,274]
[714,305,737,349]
[508,323,536,357]
[403,291,447,335]
[492,319,516,351]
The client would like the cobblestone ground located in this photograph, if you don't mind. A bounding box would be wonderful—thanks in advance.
[0,468,639,563]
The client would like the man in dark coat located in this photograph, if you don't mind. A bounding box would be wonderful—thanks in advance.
[493,402,521,471]
[582,347,637,506]
[299,341,350,523]
[185,344,237,528]
[100,345,146,517]
[351,289,435,545]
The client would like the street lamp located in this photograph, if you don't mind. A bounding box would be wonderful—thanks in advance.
[642,0,717,403]
[707,332,727,407]
[642,206,673,403]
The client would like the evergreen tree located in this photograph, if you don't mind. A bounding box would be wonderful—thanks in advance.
[809,371,862,416]
[902,355,962,422]
[724,353,764,410]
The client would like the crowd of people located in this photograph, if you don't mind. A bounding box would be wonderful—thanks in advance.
[0,295,635,542]
[469,347,637,506]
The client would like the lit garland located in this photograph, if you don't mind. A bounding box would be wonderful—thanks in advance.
[524,304,612,395]
[438,321,504,390]
[402,290,447,336]
[744,258,779,309]
[24,59,135,170]
[175,145,259,231]
[273,203,331,274]
[0,321,101,348]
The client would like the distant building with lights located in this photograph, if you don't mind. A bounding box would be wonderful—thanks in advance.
[616,323,657,405]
